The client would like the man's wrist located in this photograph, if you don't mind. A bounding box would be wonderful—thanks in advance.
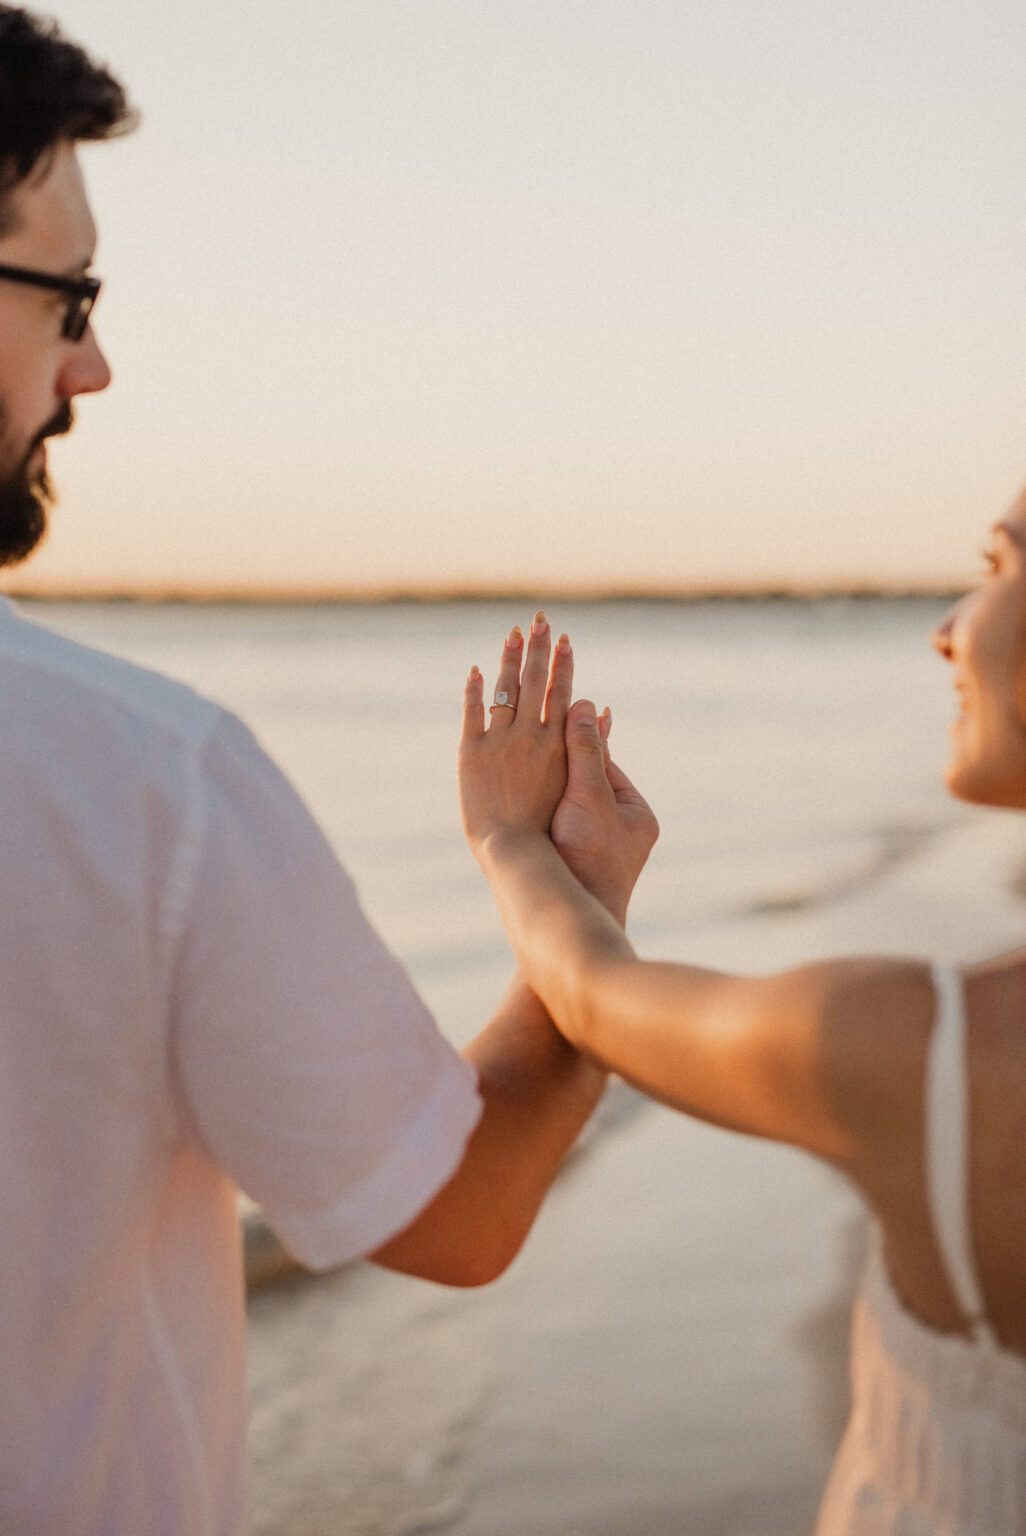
[476,824,551,873]
[583,885,629,927]
[550,855,630,927]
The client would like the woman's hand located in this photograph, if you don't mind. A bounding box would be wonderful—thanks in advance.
[551,702,659,925]
[460,614,658,925]
[459,611,574,854]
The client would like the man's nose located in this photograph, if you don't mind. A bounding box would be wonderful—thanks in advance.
[56,324,111,399]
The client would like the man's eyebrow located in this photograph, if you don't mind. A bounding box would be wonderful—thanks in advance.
[61,250,97,278]
[992,521,1026,549]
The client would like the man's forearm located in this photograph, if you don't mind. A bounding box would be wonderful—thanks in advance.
[371,826,638,1287]
[369,972,606,1286]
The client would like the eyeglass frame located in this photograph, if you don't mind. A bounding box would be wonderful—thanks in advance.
[0,261,101,342]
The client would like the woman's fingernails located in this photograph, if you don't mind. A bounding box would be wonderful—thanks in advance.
[556,633,571,655]
[468,665,481,683]
[600,706,612,737]
[506,625,523,649]
[531,610,548,636]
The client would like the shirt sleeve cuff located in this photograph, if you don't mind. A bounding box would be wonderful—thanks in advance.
[262,1056,482,1272]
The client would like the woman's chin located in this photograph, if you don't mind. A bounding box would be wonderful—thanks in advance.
[944,753,1026,811]
[943,763,974,804]
[942,747,989,806]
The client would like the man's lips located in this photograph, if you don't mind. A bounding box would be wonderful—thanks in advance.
[30,404,74,458]
[18,404,74,481]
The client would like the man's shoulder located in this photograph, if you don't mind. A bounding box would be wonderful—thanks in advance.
[0,598,225,750]
[0,600,308,853]
[0,595,238,774]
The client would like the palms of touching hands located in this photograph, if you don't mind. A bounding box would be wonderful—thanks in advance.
[459,613,658,923]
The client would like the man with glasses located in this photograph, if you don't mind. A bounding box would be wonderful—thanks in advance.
[0,8,628,1533]
[0,8,116,569]
[0,260,100,339]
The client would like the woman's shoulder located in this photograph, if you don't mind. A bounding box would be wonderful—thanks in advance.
[965,948,1026,1059]
[802,954,1026,1167]
[963,952,1026,1351]
[963,951,1026,1246]
[863,950,1026,1353]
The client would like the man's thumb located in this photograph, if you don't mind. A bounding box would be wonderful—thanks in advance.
[565,700,609,790]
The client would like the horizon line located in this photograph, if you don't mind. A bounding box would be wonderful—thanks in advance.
[0,577,969,605]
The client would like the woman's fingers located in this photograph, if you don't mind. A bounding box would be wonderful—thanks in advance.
[479,612,571,734]
[488,624,525,730]
[516,611,552,720]
[462,665,486,742]
[543,632,573,729]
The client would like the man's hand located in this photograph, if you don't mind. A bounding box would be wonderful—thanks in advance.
[551,701,659,925]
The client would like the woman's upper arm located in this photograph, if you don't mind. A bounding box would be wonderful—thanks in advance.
[576,953,936,1182]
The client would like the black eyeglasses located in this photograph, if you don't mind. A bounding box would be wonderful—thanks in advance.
[0,261,101,342]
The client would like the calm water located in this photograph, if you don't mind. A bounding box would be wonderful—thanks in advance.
[22,593,973,1041]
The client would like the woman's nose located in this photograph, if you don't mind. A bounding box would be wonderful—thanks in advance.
[931,606,958,661]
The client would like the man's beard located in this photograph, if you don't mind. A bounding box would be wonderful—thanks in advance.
[0,402,73,568]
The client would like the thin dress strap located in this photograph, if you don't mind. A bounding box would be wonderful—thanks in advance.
[926,963,997,1348]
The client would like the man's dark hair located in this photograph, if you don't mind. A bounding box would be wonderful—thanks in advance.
[0,7,135,569]
[0,4,134,229]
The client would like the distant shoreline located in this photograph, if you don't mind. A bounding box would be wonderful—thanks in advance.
[0,583,966,606]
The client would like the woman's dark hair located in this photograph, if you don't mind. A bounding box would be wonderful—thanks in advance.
[0,5,135,226]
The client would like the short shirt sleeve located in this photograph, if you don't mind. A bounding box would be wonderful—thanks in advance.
[167,710,482,1270]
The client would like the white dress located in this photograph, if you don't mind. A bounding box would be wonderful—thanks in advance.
[815,965,1026,1534]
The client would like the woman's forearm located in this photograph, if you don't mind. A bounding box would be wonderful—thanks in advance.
[477,827,636,1045]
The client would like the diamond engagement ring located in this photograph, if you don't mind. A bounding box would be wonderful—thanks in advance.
[490,690,517,711]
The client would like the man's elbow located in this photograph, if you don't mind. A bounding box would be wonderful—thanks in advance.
[369,1225,522,1288]
[420,1239,519,1288]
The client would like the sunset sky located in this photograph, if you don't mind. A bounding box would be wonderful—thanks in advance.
[7,0,1025,596]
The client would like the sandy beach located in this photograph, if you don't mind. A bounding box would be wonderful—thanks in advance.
[245,809,1026,1536]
